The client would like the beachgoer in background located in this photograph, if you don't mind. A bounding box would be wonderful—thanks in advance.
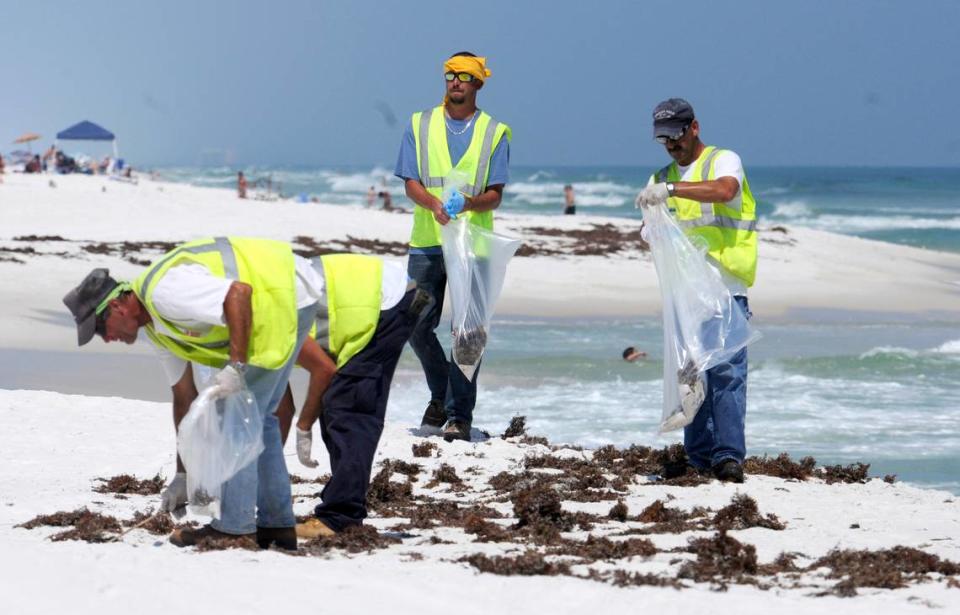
[394,51,512,442]
[63,238,422,545]
[622,346,647,362]
[237,171,248,199]
[366,185,376,207]
[0,153,5,183]
[635,97,758,484]
[25,155,41,174]
[378,190,393,211]
[563,184,576,215]
[43,145,56,171]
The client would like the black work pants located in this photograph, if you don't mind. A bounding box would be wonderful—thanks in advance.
[312,288,418,531]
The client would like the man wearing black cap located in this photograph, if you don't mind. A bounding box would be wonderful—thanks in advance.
[64,238,421,546]
[636,98,759,484]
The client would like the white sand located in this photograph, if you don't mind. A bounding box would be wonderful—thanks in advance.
[1,388,958,614]
[1,173,958,353]
[2,175,959,612]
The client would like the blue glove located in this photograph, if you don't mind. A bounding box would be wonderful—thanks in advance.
[443,192,465,218]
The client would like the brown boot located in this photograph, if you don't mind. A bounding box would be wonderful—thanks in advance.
[257,526,298,550]
[295,517,336,539]
[169,524,256,548]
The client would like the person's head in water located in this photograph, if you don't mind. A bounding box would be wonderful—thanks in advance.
[622,346,647,362]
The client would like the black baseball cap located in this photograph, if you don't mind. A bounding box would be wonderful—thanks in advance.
[653,98,695,139]
[63,268,120,346]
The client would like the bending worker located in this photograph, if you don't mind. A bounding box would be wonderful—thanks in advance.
[635,98,758,484]
[63,237,421,547]
[394,51,511,442]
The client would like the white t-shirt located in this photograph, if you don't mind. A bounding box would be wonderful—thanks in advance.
[648,149,748,296]
[150,255,409,385]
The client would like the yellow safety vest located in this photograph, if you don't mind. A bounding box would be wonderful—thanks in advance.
[315,254,384,368]
[133,237,298,369]
[410,105,511,247]
[653,146,758,287]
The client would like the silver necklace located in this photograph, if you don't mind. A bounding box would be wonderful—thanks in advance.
[445,110,476,136]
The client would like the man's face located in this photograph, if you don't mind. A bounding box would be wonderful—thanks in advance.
[445,73,481,106]
[99,297,139,345]
[662,120,699,165]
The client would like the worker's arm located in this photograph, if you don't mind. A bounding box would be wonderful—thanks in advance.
[222,281,253,364]
[295,337,337,432]
[670,176,740,204]
[405,178,449,225]
[463,184,504,214]
[161,364,198,515]
[170,364,198,473]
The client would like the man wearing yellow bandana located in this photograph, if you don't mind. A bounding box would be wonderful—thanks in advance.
[394,51,512,442]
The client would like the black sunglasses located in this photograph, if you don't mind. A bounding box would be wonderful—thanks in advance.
[655,123,690,144]
[444,72,475,83]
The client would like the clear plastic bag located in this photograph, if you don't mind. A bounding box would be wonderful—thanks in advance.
[176,386,265,516]
[439,172,521,380]
[642,204,760,432]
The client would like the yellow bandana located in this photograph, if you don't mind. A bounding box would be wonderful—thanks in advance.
[443,56,491,82]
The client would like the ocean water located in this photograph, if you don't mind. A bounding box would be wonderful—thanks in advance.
[377,317,960,494]
[156,164,960,253]
[134,165,960,493]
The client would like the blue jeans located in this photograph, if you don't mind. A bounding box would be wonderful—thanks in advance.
[684,296,750,469]
[406,252,480,425]
[212,304,317,535]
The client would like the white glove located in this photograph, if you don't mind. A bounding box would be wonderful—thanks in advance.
[635,183,670,209]
[211,364,245,398]
[160,472,188,518]
[296,427,319,468]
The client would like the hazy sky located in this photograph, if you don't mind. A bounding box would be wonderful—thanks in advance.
[2,0,958,167]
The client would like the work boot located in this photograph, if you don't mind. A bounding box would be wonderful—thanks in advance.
[442,420,471,442]
[295,517,337,539]
[661,459,694,480]
[712,459,745,483]
[169,524,256,548]
[420,399,447,430]
[256,526,298,551]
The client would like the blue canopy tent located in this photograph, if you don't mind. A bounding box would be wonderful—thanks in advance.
[54,120,119,172]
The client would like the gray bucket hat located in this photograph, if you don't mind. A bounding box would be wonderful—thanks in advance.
[63,268,120,345]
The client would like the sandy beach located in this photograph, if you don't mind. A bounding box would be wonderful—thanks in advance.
[2,388,959,614]
[2,173,959,613]
[2,173,959,354]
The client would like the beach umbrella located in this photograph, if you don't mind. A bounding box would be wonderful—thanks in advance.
[13,132,41,153]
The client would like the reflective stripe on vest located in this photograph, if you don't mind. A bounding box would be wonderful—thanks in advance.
[653,146,758,287]
[316,254,383,368]
[409,105,511,247]
[133,237,298,369]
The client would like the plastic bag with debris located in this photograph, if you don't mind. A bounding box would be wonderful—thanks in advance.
[439,171,521,380]
[641,203,760,432]
[176,385,264,516]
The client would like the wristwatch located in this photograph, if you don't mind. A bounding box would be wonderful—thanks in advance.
[666,182,676,197]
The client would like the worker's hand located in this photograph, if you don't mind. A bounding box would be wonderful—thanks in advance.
[443,192,466,219]
[210,364,245,399]
[296,427,319,468]
[160,472,188,518]
[635,183,671,209]
[431,200,451,226]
